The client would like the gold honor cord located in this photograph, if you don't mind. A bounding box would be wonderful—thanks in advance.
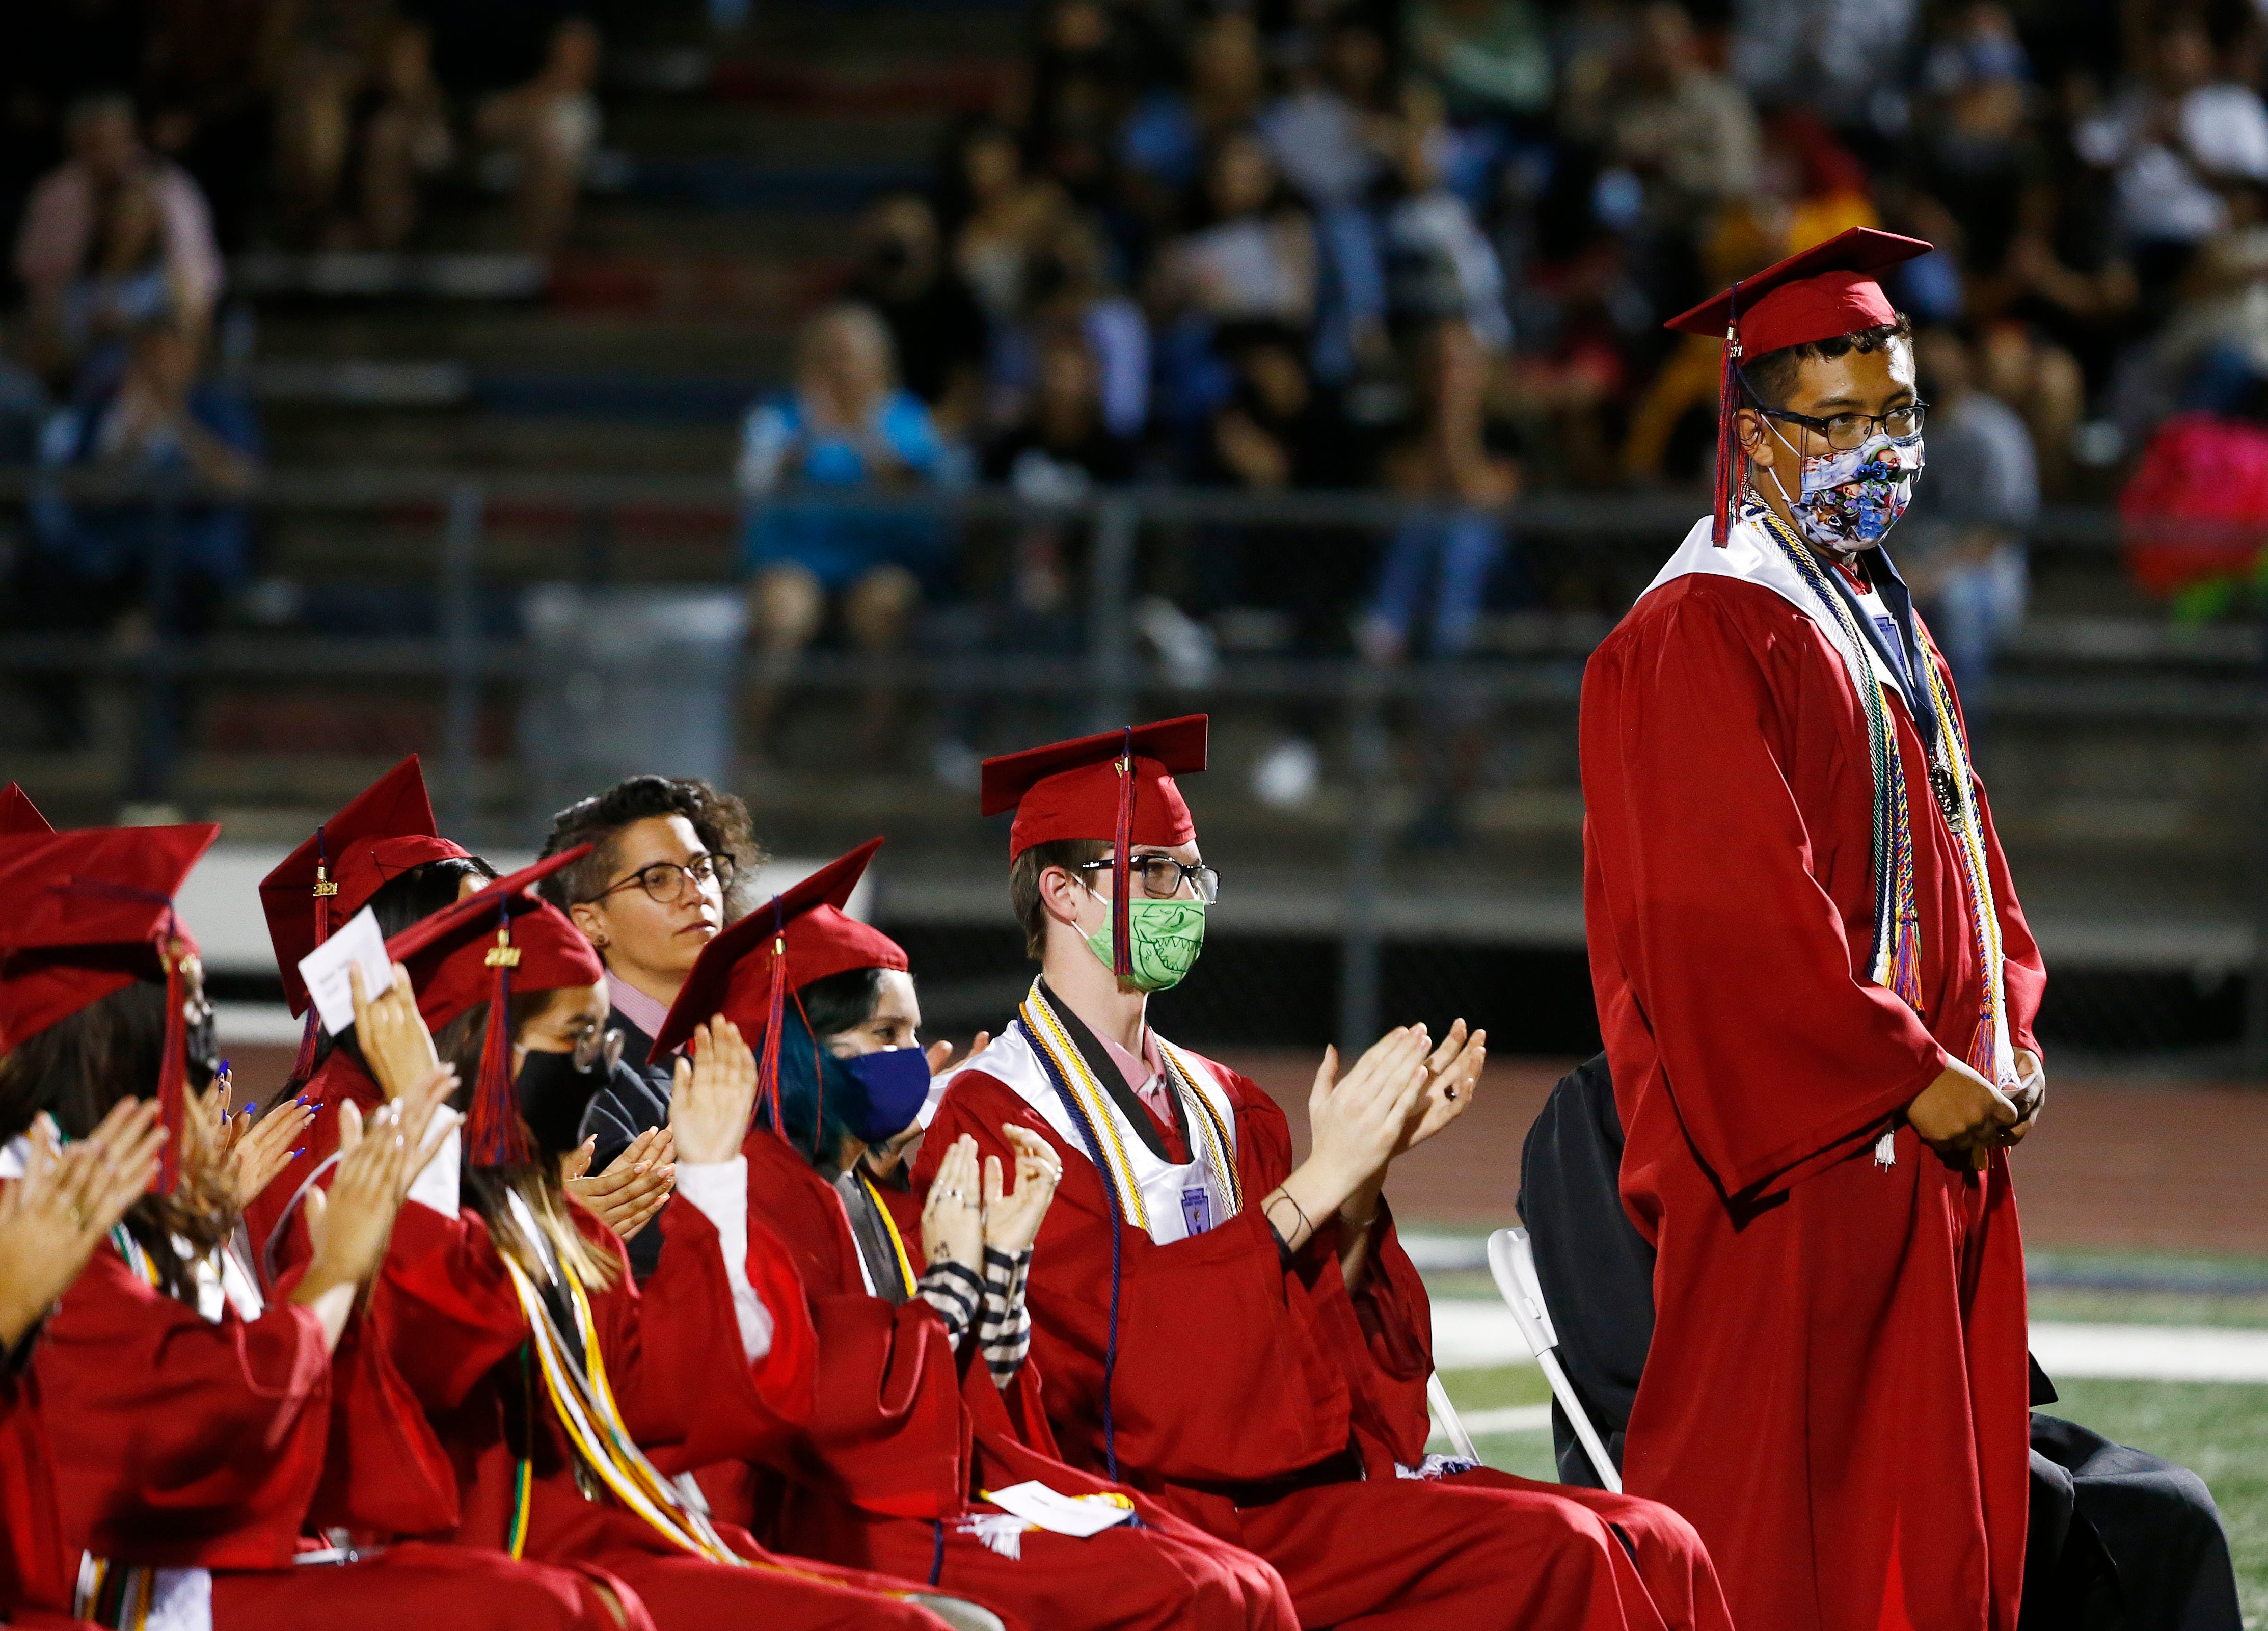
[73,1557,153,1631]
[1021,980,1243,1227]
[1917,629,2014,1079]
[1020,986,1153,1232]
[1152,1037,1243,1216]
[495,1249,915,1599]
[858,1172,920,1298]
[499,1250,743,1563]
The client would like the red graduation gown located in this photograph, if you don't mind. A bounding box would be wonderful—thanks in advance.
[922,1051,1732,1631]
[29,1231,625,1630]
[242,1051,385,1288]
[1580,569,2040,1631]
[0,1370,79,1625]
[372,1182,983,1631]
[669,1128,1299,1631]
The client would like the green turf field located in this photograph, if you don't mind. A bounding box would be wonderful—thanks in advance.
[1424,1249,2268,1627]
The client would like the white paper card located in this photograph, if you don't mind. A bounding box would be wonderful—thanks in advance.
[980,1481,1137,1538]
[297,906,394,1036]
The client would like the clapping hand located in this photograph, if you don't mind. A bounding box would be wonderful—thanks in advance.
[980,1125,1061,1256]
[563,1126,676,1240]
[667,1019,758,1166]
[0,1104,167,1349]
[221,1074,315,1210]
[1390,1019,1487,1159]
[921,1134,984,1272]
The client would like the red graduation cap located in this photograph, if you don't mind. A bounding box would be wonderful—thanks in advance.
[980,715,1208,980]
[1663,227,1933,545]
[261,756,470,1017]
[654,838,889,1142]
[0,823,221,1192]
[0,785,55,837]
[654,838,896,1055]
[384,846,601,1169]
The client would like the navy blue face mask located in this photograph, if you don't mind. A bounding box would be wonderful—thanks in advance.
[842,1047,932,1144]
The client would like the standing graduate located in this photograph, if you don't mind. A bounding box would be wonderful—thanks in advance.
[1579,228,2047,1630]
[330,850,1008,1631]
[919,716,1734,1631]
[0,823,629,1630]
[638,838,1301,1631]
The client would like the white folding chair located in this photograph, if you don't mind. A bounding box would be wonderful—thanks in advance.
[1426,1371,1480,1463]
[1485,1227,1622,1492]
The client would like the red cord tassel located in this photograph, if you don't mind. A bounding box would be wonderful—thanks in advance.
[1711,322,1742,546]
[1111,726,1135,978]
[467,920,531,1168]
[757,915,788,1142]
[1889,915,1923,1010]
[153,926,186,1195]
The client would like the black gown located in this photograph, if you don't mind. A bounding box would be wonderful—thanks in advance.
[1518,1053,2243,1631]
[584,1008,678,1282]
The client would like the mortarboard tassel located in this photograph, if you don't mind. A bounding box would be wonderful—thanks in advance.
[757,899,788,1142]
[1711,283,1744,547]
[154,916,188,1195]
[1111,726,1135,979]
[289,826,337,1096]
[790,985,824,1159]
[468,901,531,1168]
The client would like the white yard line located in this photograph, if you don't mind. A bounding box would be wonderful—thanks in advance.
[1431,1301,2268,1383]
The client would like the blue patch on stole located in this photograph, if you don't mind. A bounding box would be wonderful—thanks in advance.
[1180,1186,1213,1236]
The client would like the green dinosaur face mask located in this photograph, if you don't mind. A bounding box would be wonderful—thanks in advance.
[1087,897,1207,993]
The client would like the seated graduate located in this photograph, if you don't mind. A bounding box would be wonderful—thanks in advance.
[918,715,1734,1631]
[249,757,671,1284]
[332,848,1008,1631]
[637,839,1300,1631]
[0,821,631,1630]
[535,775,759,1277]
[1520,1052,2246,1631]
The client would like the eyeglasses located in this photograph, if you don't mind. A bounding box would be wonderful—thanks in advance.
[1074,854,1221,903]
[1757,400,1927,453]
[587,851,737,907]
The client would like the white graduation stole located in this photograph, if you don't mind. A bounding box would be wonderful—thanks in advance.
[1010,980,1242,1246]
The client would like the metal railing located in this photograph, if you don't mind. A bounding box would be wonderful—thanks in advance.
[4,469,2265,1063]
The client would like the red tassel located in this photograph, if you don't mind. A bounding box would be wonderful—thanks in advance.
[790,985,823,1158]
[1111,726,1135,979]
[1890,917,1923,1010]
[467,917,531,1168]
[153,924,186,1195]
[1711,320,1743,546]
[757,911,788,1142]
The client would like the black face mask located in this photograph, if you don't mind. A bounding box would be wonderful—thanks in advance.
[516,1028,625,1156]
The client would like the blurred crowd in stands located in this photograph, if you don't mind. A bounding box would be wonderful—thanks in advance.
[12,0,2268,806]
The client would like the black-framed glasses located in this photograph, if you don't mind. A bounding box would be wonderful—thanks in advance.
[1075,854,1221,903]
[1758,400,1927,453]
[587,851,737,907]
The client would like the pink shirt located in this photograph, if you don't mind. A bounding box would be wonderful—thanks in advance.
[1094,1025,1175,1124]
[605,970,673,1046]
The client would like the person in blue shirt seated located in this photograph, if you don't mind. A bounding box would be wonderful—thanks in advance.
[736,301,959,758]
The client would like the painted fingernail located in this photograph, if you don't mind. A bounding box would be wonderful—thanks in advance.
[290,1147,306,1158]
